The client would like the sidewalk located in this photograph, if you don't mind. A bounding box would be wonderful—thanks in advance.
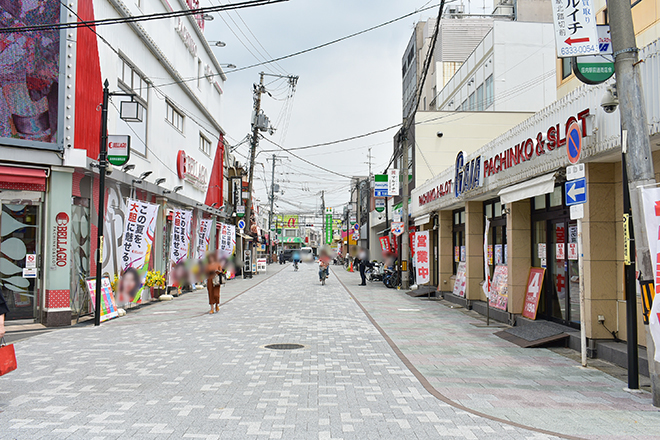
[332,267,660,440]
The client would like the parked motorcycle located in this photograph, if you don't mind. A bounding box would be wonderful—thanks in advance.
[367,261,384,282]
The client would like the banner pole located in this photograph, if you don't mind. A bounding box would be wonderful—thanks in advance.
[578,217,587,367]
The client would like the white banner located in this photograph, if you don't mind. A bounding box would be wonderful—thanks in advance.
[414,231,430,285]
[120,199,159,272]
[388,169,400,197]
[218,223,236,258]
[483,217,491,300]
[641,187,660,362]
[170,209,192,264]
[196,219,213,259]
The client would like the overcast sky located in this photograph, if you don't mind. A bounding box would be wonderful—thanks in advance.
[203,0,487,219]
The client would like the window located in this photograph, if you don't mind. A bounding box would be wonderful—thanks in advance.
[452,208,466,274]
[483,199,507,276]
[476,84,484,111]
[285,229,297,237]
[119,58,148,101]
[117,57,148,156]
[485,75,494,108]
[562,57,572,79]
[166,101,184,132]
[468,92,476,111]
[460,99,468,111]
[199,134,211,156]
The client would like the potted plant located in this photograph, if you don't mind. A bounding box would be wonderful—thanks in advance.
[144,270,166,300]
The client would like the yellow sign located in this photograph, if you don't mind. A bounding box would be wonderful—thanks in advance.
[623,214,631,265]
[402,260,407,271]
[641,280,655,325]
[276,215,299,229]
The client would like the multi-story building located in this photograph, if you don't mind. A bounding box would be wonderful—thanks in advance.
[0,0,231,326]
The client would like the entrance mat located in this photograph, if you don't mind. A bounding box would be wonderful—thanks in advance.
[406,286,437,297]
[495,322,569,348]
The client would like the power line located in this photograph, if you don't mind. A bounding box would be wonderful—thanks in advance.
[1,0,288,33]
[260,136,352,179]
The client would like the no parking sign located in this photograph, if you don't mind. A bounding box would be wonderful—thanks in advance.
[566,121,582,164]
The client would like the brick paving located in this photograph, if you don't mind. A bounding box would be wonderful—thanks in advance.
[332,266,660,439]
[0,263,566,439]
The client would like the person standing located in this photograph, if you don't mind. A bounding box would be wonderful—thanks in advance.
[206,253,223,314]
[357,248,369,286]
[0,290,8,339]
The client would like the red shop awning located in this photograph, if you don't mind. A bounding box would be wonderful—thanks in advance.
[0,166,47,192]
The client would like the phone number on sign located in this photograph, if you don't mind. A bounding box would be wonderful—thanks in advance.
[560,44,598,56]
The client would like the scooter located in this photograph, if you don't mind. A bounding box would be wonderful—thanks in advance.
[367,261,384,282]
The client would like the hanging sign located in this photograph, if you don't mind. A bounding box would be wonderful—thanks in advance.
[374,174,388,197]
[573,25,614,85]
[375,199,385,213]
[107,135,131,166]
[414,231,430,285]
[551,0,600,58]
[379,236,391,254]
[522,268,546,320]
[391,222,404,236]
[388,169,400,196]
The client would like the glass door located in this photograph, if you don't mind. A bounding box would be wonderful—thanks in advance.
[548,219,568,323]
[0,203,41,321]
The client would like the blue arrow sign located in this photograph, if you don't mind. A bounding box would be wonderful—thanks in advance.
[565,178,587,206]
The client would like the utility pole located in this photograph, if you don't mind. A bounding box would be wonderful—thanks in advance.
[401,127,410,290]
[608,0,660,405]
[321,190,326,246]
[268,154,277,263]
[245,72,265,238]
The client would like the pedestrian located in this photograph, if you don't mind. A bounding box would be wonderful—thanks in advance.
[357,248,370,286]
[318,249,331,284]
[0,289,8,339]
[206,253,223,314]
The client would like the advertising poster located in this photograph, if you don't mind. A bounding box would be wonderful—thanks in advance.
[196,219,213,259]
[489,265,508,311]
[488,245,493,266]
[494,244,503,265]
[414,231,430,285]
[169,209,192,286]
[0,1,60,145]
[218,223,236,257]
[379,236,391,254]
[118,199,159,305]
[556,243,565,260]
[522,268,546,320]
[460,245,466,262]
[453,262,467,298]
[86,277,119,322]
[454,246,459,263]
[640,187,660,362]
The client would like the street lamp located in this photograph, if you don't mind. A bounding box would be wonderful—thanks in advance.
[208,41,226,47]
[94,79,144,326]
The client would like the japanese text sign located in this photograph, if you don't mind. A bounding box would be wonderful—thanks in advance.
[522,268,546,320]
[121,199,159,272]
[170,209,192,264]
[414,231,430,285]
[551,0,600,57]
[196,219,213,259]
[640,187,660,362]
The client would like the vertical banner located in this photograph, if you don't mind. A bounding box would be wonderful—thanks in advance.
[325,207,333,245]
[388,169,400,196]
[414,231,430,285]
[379,236,391,254]
[640,187,660,361]
[483,218,491,300]
[170,209,192,264]
[219,223,236,258]
[119,199,159,304]
[196,219,213,259]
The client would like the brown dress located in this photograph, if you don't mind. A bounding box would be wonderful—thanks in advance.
[206,262,222,305]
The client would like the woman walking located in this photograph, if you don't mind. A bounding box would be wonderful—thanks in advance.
[206,253,222,314]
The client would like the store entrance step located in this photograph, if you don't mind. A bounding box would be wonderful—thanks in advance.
[495,322,570,348]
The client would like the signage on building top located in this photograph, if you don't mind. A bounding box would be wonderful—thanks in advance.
[374,174,388,197]
[455,151,481,197]
[419,179,452,206]
[175,18,198,58]
[176,150,208,190]
[484,109,590,178]
[551,0,600,58]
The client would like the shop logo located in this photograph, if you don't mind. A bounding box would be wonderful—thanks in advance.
[176,150,209,190]
[55,212,69,268]
[455,151,481,197]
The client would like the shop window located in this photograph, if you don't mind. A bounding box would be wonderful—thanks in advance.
[561,57,572,79]
[485,75,494,108]
[452,208,466,274]
[199,133,211,156]
[549,186,563,207]
[533,194,546,210]
[484,199,507,278]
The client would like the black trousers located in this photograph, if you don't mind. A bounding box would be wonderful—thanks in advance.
[359,264,366,285]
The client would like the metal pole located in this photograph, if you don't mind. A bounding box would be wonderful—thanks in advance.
[622,151,639,390]
[269,154,276,263]
[608,0,660,404]
[577,217,587,367]
[401,128,410,289]
[94,80,109,327]
[245,72,265,240]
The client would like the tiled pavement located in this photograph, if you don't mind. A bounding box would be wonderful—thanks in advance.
[332,267,660,439]
[0,263,567,439]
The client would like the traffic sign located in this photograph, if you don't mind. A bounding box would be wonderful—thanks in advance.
[353,223,360,231]
[237,219,246,230]
[565,177,587,206]
[551,0,600,58]
[566,121,582,164]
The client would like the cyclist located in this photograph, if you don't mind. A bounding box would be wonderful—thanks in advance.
[292,251,301,271]
[318,249,331,285]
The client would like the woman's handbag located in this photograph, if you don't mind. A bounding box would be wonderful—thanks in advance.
[212,273,221,287]
[0,337,17,376]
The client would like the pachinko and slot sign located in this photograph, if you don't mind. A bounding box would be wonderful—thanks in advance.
[419,180,452,207]
[639,187,660,363]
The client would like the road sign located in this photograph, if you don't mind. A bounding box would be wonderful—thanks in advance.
[573,25,615,85]
[391,222,404,236]
[353,223,360,231]
[375,199,385,213]
[237,219,246,230]
[566,164,585,181]
[565,178,587,206]
[570,204,584,220]
[566,121,582,164]
[551,0,600,58]
[374,174,388,197]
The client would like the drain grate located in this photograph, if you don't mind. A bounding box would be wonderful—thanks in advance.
[263,343,306,351]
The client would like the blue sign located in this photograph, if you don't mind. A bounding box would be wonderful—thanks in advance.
[565,178,587,206]
[566,122,582,164]
[237,219,246,229]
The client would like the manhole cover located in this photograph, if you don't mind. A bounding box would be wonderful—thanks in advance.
[263,343,306,350]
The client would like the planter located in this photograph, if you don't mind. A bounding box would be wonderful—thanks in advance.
[151,287,166,300]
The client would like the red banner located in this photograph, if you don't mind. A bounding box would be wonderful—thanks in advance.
[522,268,546,319]
[379,236,391,254]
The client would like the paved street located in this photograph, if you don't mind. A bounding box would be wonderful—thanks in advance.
[0,263,658,439]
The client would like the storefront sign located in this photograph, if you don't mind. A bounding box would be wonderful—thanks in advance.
[107,135,131,166]
[453,262,467,297]
[196,219,213,259]
[170,209,192,264]
[175,18,198,57]
[484,110,590,178]
[391,222,404,236]
[176,150,209,190]
[522,268,546,319]
[374,174,388,197]
[551,0,599,58]
[52,212,69,268]
[419,179,452,206]
[573,25,614,84]
[489,265,508,311]
[414,231,430,285]
[455,152,481,197]
[86,276,119,322]
[379,236,391,254]
[388,169,399,196]
[375,199,385,213]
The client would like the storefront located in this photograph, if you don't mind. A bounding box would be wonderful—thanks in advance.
[411,38,660,347]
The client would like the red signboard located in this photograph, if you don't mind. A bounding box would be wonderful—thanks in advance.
[379,237,391,254]
[522,268,546,320]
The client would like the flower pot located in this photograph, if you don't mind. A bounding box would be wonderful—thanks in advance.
[152,287,166,299]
